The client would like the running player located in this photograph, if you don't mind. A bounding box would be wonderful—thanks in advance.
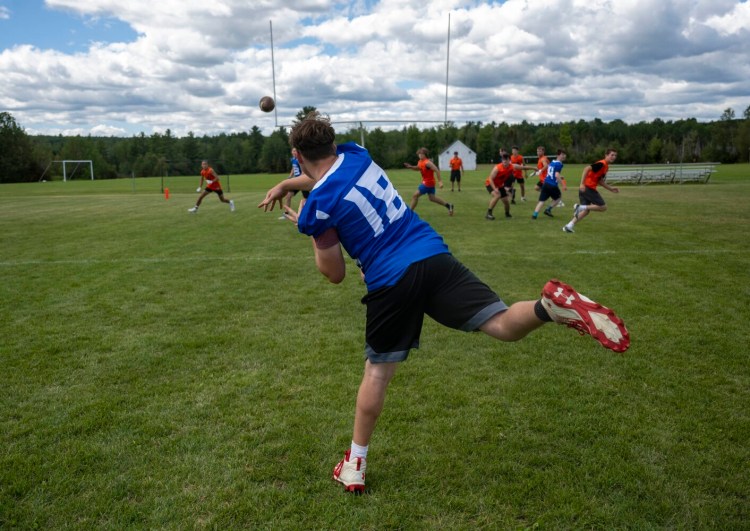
[563,149,620,233]
[404,148,454,216]
[188,160,235,213]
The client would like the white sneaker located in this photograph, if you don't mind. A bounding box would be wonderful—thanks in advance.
[557,201,565,207]
[541,279,630,353]
[563,225,575,233]
[229,200,235,212]
[332,450,366,493]
[188,207,198,213]
[521,196,527,202]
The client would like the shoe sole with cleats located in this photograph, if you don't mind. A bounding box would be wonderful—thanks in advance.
[541,279,630,353]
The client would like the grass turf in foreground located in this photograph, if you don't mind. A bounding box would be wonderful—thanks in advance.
[1,166,749,528]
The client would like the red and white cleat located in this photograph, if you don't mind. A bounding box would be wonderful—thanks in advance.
[541,279,630,353]
[333,450,366,493]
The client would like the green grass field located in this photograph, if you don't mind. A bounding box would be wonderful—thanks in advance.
[2,164,749,528]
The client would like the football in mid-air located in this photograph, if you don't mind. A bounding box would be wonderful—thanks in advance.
[259,96,275,113]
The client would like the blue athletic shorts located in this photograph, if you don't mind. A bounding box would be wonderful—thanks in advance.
[418,184,436,196]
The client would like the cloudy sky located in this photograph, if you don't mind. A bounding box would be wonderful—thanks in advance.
[1,0,748,137]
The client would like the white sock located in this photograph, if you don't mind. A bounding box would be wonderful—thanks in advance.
[350,441,368,459]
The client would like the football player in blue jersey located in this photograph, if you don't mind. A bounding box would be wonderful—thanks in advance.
[532,148,568,219]
[258,112,630,493]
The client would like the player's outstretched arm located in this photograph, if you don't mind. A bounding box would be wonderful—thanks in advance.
[258,176,315,211]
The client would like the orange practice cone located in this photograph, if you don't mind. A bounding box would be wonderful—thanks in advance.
[164,187,170,199]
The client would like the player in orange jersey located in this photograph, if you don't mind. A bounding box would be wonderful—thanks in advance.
[448,151,464,192]
[509,146,526,203]
[563,149,620,233]
[404,148,454,216]
[533,146,550,192]
[189,160,235,213]
[484,154,532,220]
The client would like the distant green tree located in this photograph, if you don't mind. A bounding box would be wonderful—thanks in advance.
[260,129,292,173]
[295,106,318,122]
[559,123,573,150]
[0,112,43,182]
[647,137,663,163]
[365,128,387,167]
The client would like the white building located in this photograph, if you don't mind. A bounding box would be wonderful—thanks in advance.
[438,140,477,171]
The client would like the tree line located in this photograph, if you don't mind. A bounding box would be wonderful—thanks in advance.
[2,106,749,183]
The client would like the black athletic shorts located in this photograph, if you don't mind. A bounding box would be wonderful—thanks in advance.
[450,169,462,182]
[207,188,224,196]
[361,253,508,363]
[538,183,561,202]
[486,184,508,198]
[579,187,605,206]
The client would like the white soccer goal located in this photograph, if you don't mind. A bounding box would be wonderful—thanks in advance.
[40,160,94,182]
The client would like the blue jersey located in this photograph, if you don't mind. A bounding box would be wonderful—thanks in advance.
[297,142,449,291]
[290,157,302,177]
[545,160,564,186]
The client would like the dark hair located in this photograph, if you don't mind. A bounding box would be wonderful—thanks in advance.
[557,148,567,156]
[289,111,337,161]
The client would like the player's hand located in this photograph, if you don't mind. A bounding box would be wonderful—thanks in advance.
[258,183,287,211]
[196,187,202,193]
[282,205,299,224]
[438,181,444,189]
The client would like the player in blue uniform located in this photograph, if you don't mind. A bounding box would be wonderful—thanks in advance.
[258,112,630,493]
[532,149,567,219]
[280,149,310,219]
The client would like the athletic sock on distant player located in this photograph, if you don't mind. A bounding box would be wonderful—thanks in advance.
[487,209,493,215]
[350,441,368,459]
[534,300,553,322]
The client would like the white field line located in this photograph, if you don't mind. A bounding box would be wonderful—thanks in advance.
[0,248,745,267]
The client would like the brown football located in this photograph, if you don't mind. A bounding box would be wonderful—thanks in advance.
[259,96,275,112]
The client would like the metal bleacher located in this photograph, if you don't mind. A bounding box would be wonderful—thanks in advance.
[604,163,718,185]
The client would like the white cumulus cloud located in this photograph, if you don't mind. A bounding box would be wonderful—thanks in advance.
[1,0,748,137]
